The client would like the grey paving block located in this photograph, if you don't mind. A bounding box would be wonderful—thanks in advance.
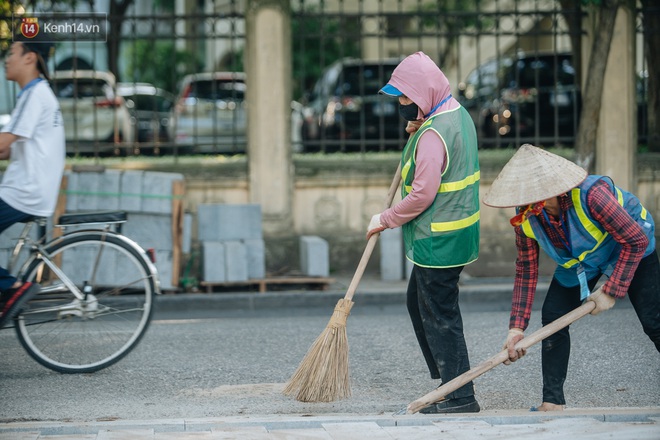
[76,172,102,211]
[66,170,122,212]
[245,239,266,279]
[202,241,226,283]
[154,250,175,290]
[182,213,193,254]
[120,171,145,212]
[224,240,248,282]
[64,171,79,211]
[197,204,262,241]
[101,170,123,210]
[300,236,329,277]
[123,213,173,252]
[379,227,404,281]
[141,172,184,214]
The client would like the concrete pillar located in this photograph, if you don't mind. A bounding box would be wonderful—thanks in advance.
[595,6,637,191]
[175,0,198,64]
[246,0,294,235]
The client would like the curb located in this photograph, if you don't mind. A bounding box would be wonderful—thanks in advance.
[154,280,557,314]
[2,408,658,436]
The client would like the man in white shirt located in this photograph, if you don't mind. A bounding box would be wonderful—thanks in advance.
[0,35,65,327]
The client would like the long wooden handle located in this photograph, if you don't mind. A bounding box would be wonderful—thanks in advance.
[406,300,596,414]
[344,162,402,302]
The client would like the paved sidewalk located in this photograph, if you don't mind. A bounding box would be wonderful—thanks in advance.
[2,408,659,439]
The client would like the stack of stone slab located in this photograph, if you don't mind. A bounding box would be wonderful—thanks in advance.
[299,235,329,277]
[198,204,266,283]
[62,169,185,291]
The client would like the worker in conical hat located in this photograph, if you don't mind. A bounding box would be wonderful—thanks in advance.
[483,144,659,412]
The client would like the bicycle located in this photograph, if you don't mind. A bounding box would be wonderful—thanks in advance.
[3,210,160,373]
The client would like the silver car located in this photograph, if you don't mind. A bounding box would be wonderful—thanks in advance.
[169,72,247,154]
[51,70,135,155]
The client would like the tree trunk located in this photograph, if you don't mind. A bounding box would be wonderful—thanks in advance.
[641,0,660,152]
[107,0,133,82]
[574,0,621,172]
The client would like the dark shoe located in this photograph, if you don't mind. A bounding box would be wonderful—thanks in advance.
[419,396,480,414]
[0,282,40,328]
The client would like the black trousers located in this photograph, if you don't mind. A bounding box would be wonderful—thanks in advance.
[541,250,660,405]
[406,264,475,399]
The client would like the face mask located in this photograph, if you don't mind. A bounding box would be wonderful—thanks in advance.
[399,102,419,121]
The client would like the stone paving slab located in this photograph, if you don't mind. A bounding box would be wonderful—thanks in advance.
[2,409,658,439]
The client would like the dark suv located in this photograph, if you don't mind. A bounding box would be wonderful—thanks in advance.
[300,58,407,152]
[481,52,581,146]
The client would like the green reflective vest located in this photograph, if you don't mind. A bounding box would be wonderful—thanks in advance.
[401,106,480,268]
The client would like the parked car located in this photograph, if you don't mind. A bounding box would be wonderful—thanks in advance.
[117,82,174,151]
[50,70,135,155]
[300,58,407,152]
[456,56,513,138]
[479,52,581,146]
[168,72,247,154]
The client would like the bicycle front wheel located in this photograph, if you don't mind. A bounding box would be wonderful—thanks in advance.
[15,232,156,373]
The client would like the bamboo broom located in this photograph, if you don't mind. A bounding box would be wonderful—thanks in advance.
[283,163,403,403]
[404,300,597,414]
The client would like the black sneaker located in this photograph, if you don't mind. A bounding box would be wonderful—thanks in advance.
[419,396,481,414]
[0,282,40,328]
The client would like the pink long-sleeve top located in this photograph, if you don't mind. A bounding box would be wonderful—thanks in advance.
[378,51,459,228]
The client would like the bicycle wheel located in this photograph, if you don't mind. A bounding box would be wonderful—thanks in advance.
[15,231,157,373]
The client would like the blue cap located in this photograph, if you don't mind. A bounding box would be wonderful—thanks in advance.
[379,83,403,96]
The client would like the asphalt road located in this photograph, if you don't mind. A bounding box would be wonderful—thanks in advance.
[0,299,658,424]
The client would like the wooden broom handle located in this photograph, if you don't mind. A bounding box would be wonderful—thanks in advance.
[406,300,597,414]
[344,162,402,302]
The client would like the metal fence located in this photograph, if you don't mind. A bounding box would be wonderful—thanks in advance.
[0,0,651,156]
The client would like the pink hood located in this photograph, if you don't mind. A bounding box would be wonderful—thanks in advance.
[385,51,458,120]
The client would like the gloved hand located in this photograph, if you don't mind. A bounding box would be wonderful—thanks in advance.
[502,328,525,365]
[366,213,385,239]
[587,287,615,315]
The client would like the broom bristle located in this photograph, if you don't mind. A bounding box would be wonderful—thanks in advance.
[283,298,354,402]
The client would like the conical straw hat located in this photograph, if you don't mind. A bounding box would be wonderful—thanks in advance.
[483,144,588,208]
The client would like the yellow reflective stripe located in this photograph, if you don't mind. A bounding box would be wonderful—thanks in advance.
[641,207,648,220]
[521,220,536,239]
[439,170,481,193]
[560,230,612,268]
[402,158,413,193]
[615,188,624,206]
[571,188,604,242]
[406,170,481,194]
[431,211,480,232]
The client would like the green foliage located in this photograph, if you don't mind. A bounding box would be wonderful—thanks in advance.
[291,10,360,99]
[125,39,203,93]
[418,0,489,31]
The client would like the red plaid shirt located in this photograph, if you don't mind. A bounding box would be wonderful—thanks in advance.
[510,180,650,330]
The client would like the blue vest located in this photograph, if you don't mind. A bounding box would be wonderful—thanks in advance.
[520,175,655,287]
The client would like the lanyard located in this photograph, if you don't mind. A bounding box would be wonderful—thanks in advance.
[424,94,452,118]
[17,77,43,99]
